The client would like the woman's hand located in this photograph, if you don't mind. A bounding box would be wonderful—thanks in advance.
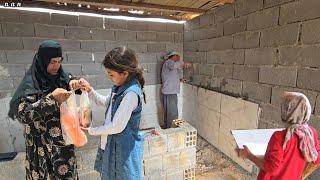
[69,79,82,90]
[81,126,90,132]
[236,145,265,170]
[180,78,188,83]
[79,78,92,92]
[52,88,72,104]
[237,145,252,159]
[183,62,192,68]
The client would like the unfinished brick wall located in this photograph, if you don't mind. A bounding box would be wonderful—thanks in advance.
[184,0,320,131]
[183,0,320,178]
[143,122,197,180]
[0,8,183,153]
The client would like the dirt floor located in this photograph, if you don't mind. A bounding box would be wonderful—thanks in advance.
[195,136,256,180]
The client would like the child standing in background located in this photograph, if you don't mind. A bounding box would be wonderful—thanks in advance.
[80,47,145,180]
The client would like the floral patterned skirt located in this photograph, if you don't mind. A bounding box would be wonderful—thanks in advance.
[25,140,78,180]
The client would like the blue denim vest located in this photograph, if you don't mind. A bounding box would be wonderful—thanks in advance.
[95,79,144,180]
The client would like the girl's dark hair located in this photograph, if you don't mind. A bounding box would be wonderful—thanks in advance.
[102,47,146,103]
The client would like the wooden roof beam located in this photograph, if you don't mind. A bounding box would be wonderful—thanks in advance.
[34,0,206,13]
[18,1,183,21]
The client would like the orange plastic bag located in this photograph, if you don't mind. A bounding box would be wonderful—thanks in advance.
[79,90,92,128]
[60,91,87,147]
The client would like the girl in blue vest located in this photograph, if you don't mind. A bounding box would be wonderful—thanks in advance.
[80,46,145,180]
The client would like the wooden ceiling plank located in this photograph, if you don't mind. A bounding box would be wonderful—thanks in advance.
[176,0,195,7]
[190,0,213,9]
[34,0,206,13]
[20,1,183,20]
[166,0,180,6]
[199,1,221,9]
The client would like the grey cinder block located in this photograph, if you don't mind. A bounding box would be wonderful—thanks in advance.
[247,7,279,31]
[0,79,13,90]
[223,17,247,35]
[184,17,199,31]
[264,0,293,8]
[183,31,193,42]
[233,65,259,82]
[127,42,148,53]
[91,29,115,41]
[235,0,263,17]
[214,64,233,78]
[58,39,81,51]
[207,49,244,65]
[297,68,320,91]
[214,4,234,23]
[63,64,82,76]
[65,27,92,40]
[280,0,320,25]
[199,12,214,27]
[2,23,34,37]
[51,13,79,26]
[79,15,103,28]
[82,63,104,75]
[0,9,19,23]
[174,33,183,43]
[127,21,148,31]
[279,46,320,68]
[80,40,106,52]
[245,48,276,65]
[137,32,156,42]
[156,32,174,43]
[260,23,299,47]
[104,18,127,30]
[19,11,50,24]
[0,37,23,50]
[166,23,183,33]
[233,31,260,49]
[66,51,93,63]
[22,37,48,50]
[6,50,35,64]
[115,31,136,41]
[301,18,320,45]
[34,24,64,39]
[242,81,272,103]
[259,66,297,87]
[183,41,199,52]
[148,22,166,32]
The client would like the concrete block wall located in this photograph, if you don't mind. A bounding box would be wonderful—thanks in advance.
[0,121,197,180]
[143,122,197,180]
[0,9,183,97]
[182,83,258,172]
[0,8,183,153]
[184,0,320,178]
[183,0,320,131]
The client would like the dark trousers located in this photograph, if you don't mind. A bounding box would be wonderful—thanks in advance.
[162,94,178,129]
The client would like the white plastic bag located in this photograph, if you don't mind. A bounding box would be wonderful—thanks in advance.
[79,90,92,128]
[60,91,87,147]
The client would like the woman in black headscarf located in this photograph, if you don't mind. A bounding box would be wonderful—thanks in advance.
[8,40,81,179]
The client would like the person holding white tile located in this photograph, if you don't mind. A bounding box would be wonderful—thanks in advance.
[237,92,320,180]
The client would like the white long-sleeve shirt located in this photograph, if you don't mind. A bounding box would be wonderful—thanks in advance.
[87,89,138,150]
